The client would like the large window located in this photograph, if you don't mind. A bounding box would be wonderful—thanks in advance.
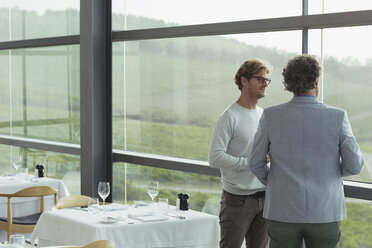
[0,46,80,143]
[342,199,372,247]
[112,32,299,159]
[0,1,79,41]
[0,144,80,194]
[113,162,221,214]
[0,1,80,195]
[309,26,372,183]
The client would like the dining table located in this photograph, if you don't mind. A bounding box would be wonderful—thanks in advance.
[0,174,70,242]
[30,203,220,248]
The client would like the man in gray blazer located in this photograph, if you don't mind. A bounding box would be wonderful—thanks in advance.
[249,54,364,248]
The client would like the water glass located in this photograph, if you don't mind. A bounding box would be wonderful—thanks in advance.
[9,234,25,247]
[18,167,28,181]
[158,198,169,214]
[32,168,39,182]
[88,197,100,214]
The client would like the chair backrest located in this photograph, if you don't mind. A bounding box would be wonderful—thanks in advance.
[14,185,58,197]
[55,195,91,209]
[13,185,58,212]
[82,240,115,248]
[0,185,57,240]
[52,240,115,248]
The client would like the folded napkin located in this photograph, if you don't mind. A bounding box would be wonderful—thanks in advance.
[0,176,18,184]
[103,203,129,211]
[133,200,152,206]
[127,211,155,217]
[128,213,169,222]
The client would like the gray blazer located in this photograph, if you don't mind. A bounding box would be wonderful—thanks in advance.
[249,96,364,223]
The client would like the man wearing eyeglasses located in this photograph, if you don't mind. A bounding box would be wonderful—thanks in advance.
[209,59,272,248]
[249,54,364,248]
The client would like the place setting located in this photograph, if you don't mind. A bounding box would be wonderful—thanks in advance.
[0,155,28,184]
[93,180,183,224]
[47,180,186,227]
[126,181,187,222]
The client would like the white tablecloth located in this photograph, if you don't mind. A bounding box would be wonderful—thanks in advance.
[0,175,70,241]
[31,205,220,248]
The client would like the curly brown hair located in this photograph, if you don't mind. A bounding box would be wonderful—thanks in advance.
[282,54,321,95]
[234,59,273,91]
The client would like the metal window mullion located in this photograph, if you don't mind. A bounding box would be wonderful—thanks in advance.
[112,10,372,42]
[302,0,309,54]
[1,134,372,201]
[113,150,220,177]
[112,150,372,201]
[0,35,79,50]
[80,0,112,200]
[0,135,80,155]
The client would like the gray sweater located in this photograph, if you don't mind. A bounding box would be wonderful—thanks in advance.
[208,102,266,195]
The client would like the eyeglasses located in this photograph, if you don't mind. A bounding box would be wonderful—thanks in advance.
[252,76,271,85]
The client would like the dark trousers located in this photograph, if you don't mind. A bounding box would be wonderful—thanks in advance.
[267,220,341,248]
[219,190,269,248]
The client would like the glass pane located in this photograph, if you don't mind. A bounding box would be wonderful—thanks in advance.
[309,0,372,14]
[0,46,80,143]
[342,198,372,247]
[113,162,221,215]
[113,32,300,160]
[0,144,80,195]
[43,151,81,195]
[0,1,79,41]
[112,0,301,30]
[309,26,372,183]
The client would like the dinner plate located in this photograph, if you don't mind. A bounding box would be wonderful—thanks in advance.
[98,216,119,224]
[133,200,152,206]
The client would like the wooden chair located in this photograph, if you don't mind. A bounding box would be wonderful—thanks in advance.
[82,240,115,248]
[55,195,91,209]
[0,186,57,241]
[51,240,115,248]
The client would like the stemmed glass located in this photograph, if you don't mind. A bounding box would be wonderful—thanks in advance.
[12,155,22,174]
[147,181,159,210]
[98,182,110,214]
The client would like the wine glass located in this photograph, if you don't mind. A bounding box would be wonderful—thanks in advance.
[147,181,159,210]
[98,182,110,214]
[12,155,22,174]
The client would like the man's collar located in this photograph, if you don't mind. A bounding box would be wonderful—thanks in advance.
[289,96,320,104]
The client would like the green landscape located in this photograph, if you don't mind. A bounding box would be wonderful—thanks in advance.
[0,8,372,247]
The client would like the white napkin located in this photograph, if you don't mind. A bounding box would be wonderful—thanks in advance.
[133,200,152,206]
[128,211,155,217]
[128,213,169,222]
[102,203,129,211]
[0,176,18,184]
